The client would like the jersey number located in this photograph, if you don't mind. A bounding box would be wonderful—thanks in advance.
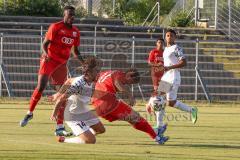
[76,121,86,129]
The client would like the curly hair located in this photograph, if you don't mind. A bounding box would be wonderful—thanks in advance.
[82,56,102,74]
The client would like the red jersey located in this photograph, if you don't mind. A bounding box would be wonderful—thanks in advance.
[148,48,164,75]
[95,70,126,95]
[45,21,80,64]
[92,70,126,116]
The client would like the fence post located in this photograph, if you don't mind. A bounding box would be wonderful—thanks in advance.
[0,33,3,97]
[214,0,218,29]
[195,0,199,26]
[40,25,43,52]
[131,36,135,96]
[93,23,98,56]
[112,0,116,14]
[88,0,93,16]
[157,1,160,25]
[228,0,231,39]
[195,38,199,101]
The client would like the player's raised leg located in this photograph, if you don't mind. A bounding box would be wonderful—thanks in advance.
[166,85,198,124]
[20,74,48,127]
[171,100,198,124]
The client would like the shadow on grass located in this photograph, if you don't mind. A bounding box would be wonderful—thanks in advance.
[167,143,240,149]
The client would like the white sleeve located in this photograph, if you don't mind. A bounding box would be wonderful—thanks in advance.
[67,77,84,95]
[174,45,185,60]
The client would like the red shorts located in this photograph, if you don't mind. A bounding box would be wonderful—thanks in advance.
[38,56,67,85]
[92,97,132,122]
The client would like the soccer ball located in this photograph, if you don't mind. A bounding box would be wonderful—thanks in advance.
[149,96,165,111]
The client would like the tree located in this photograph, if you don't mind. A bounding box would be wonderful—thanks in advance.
[170,11,194,27]
[100,0,176,25]
[0,0,62,16]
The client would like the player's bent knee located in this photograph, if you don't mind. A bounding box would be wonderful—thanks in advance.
[91,122,106,134]
[94,126,105,134]
[85,136,96,144]
[98,126,106,134]
[79,131,96,144]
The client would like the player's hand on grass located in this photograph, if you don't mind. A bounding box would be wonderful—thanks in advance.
[50,107,60,121]
[50,112,57,121]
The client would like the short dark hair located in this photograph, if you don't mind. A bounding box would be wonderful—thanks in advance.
[64,6,75,11]
[157,38,164,43]
[125,68,140,83]
[165,29,177,36]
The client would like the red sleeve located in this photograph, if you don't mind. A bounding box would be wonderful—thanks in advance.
[74,30,80,47]
[148,50,155,63]
[112,71,126,84]
[45,24,57,41]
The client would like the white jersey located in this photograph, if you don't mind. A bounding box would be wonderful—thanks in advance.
[64,75,95,121]
[64,75,100,136]
[161,44,185,85]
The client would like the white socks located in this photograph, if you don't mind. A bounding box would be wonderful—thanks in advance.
[155,109,165,127]
[64,137,86,144]
[174,101,192,113]
[89,128,96,135]
[27,111,33,115]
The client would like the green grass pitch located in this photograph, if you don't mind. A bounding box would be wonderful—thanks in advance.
[0,100,240,160]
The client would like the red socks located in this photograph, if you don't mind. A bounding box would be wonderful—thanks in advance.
[29,89,42,112]
[29,88,65,126]
[132,117,157,139]
[56,101,66,125]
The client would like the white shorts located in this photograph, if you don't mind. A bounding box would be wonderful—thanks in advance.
[158,81,179,101]
[166,84,179,101]
[65,118,100,136]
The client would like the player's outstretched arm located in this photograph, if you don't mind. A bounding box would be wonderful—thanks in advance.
[114,79,136,106]
[49,78,74,102]
[50,78,75,121]
[50,95,68,121]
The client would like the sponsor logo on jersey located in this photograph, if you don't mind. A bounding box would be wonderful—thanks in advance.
[73,31,77,37]
[61,37,74,45]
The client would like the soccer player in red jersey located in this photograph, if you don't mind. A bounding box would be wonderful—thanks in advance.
[91,69,169,144]
[20,6,84,136]
[148,38,164,93]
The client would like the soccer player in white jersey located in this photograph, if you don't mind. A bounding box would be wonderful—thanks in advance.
[50,57,105,144]
[154,29,198,125]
